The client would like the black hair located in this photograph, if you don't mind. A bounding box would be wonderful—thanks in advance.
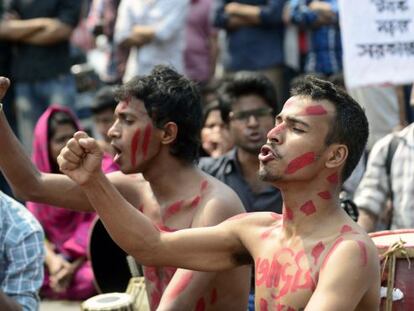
[48,111,78,142]
[114,65,202,163]
[202,99,230,127]
[220,72,278,123]
[91,85,118,115]
[290,75,369,182]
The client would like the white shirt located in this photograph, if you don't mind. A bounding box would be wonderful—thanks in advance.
[115,0,189,81]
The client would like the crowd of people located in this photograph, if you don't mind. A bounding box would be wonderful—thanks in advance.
[0,0,414,310]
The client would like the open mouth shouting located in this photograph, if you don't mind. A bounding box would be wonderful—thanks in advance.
[258,145,281,163]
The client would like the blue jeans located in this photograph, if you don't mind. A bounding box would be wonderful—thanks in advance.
[15,74,77,152]
[248,293,255,311]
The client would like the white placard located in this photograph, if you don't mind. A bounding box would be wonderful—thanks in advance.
[339,0,414,88]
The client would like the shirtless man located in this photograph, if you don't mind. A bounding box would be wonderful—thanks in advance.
[58,76,380,310]
[0,68,250,310]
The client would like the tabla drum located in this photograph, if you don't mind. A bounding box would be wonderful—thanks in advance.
[88,217,132,293]
[82,292,133,311]
[369,229,414,311]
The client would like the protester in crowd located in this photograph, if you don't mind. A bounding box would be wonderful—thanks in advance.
[355,122,414,232]
[0,70,250,310]
[58,75,380,310]
[114,0,189,82]
[0,0,81,152]
[200,99,234,158]
[213,0,288,107]
[0,189,44,311]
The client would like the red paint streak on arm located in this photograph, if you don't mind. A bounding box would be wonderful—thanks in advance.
[130,129,141,167]
[142,123,152,159]
[299,200,316,216]
[195,297,206,311]
[284,152,316,174]
[302,105,328,116]
[210,288,217,305]
[200,180,208,191]
[357,241,368,267]
[190,195,201,208]
[326,172,339,184]
[163,200,184,221]
[164,271,194,301]
[317,191,331,200]
[321,237,344,269]
[311,242,325,265]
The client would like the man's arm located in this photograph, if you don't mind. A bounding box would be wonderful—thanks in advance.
[305,239,380,310]
[0,291,21,311]
[58,133,247,272]
[20,18,74,45]
[0,18,44,41]
[357,209,377,233]
[289,0,337,28]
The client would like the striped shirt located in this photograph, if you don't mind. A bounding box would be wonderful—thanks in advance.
[0,192,44,311]
[354,123,414,229]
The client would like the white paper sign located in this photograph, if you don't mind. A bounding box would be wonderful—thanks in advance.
[339,0,414,88]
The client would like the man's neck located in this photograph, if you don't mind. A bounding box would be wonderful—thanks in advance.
[277,171,342,237]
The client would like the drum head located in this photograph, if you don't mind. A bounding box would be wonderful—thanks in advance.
[89,217,131,293]
[369,229,414,257]
[82,292,133,310]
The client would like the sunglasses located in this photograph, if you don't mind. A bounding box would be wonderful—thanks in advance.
[229,107,273,121]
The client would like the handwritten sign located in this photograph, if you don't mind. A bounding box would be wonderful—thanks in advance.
[339,0,414,88]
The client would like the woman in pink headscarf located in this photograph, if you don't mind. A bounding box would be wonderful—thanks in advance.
[27,105,118,300]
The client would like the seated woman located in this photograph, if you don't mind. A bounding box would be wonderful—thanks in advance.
[28,105,117,300]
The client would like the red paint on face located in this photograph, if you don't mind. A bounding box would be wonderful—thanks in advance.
[260,298,268,311]
[285,152,316,174]
[163,200,184,221]
[195,297,206,311]
[327,172,339,184]
[311,242,325,265]
[166,271,194,300]
[302,105,327,116]
[322,237,344,269]
[190,195,201,208]
[340,225,353,234]
[120,98,131,110]
[299,201,316,216]
[210,288,218,305]
[130,129,141,167]
[317,191,331,200]
[284,206,294,221]
[142,123,152,159]
[357,241,368,266]
[272,123,287,135]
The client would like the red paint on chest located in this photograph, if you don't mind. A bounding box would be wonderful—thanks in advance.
[210,288,218,305]
[260,298,268,311]
[200,180,209,191]
[142,123,152,159]
[317,191,331,200]
[260,224,281,240]
[163,200,184,221]
[130,129,141,167]
[284,206,294,221]
[285,152,316,174]
[340,225,353,234]
[322,237,344,269]
[311,242,325,265]
[190,195,201,208]
[299,201,316,216]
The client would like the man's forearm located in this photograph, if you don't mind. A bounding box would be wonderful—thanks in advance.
[20,19,73,45]
[0,19,43,41]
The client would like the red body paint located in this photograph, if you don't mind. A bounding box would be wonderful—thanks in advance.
[299,201,316,216]
[163,200,184,221]
[260,298,268,311]
[201,180,208,191]
[340,225,353,234]
[195,297,206,311]
[166,271,194,300]
[284,206,294,221]
[327,172,339,184]
[190,195,201,208]
[357,241,368,266]
[302,105,327,116]
[317,191,331,200]
[142,123,152,159]
[285,152,316,174]
[321,237,344,269]
[260,224,281,240]
[210,288,218,305]
[311,242,325,265]
[130,129,141,167]
[272,123,287,135]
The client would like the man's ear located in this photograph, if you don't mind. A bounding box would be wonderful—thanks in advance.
[325,144,348,169]
[160,122,178,145]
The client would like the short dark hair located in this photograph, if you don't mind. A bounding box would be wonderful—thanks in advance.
[220,72,278,123]
[202,99,230,127]
[290,75,368,182]
[91,86,117,115]
[115,65,202,163]
[48,111,78,141]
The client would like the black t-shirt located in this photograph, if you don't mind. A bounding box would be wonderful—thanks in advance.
[8,0,81,81]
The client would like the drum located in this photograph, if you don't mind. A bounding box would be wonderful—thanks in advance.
[370,229,414,311]
[82,293,133,311]
[88,217,132,293]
